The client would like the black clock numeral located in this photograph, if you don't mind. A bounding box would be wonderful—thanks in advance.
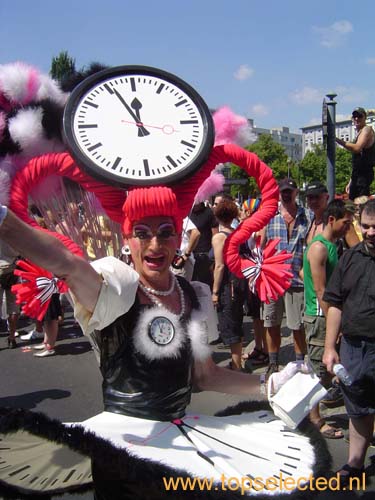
[166,155,177,168]
[87,142,102,152]
[111,157,122,170]
[83,100,99,109]
[78,124,98,129]
[130,77,136,92]
[143,159,150,176]
[175,99,187,107]
[181,140,196,149]
[180,120,198,125]
[156,83,165,94]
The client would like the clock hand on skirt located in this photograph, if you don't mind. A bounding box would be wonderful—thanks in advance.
[113,89,150,137]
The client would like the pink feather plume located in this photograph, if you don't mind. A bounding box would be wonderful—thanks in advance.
[213,106,256,147]
[194,170,225,204]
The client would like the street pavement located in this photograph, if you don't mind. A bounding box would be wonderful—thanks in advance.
[0,311,374,499]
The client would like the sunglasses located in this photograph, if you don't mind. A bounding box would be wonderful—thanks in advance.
[132,223,177,241]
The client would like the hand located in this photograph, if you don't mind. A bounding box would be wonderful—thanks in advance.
[268,361,312,397]
[130,98,150,137]
[345,180,351,194]
[121,120,179,135]
[171,255,186,270]
[322,348,340,374]
[113,90,149,137]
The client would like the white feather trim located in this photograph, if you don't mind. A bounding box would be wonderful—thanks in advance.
[133,306,186,361]
[8,107,65,158]
[37,74,68,106]
[0,62,40,103]
[187,309,212,361]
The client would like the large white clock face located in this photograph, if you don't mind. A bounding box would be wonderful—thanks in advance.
[63,66,214,187]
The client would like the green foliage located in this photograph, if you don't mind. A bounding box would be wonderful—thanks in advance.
[228,134,291,197]
[299,145,352,194]
[335,147,352,193]
[299,145,326,185]
[228,136,356,196]
[50,51,75,82]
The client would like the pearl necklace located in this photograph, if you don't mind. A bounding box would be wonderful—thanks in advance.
[139,272,176,296]
[139,277,186,319]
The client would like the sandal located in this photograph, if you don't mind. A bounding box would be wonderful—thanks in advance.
[332,464,365,488]
[226,361,247,373]
[243,347,269,365]
[316,419,344,439]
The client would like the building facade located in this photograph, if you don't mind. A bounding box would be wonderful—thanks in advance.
[248,119,302,162]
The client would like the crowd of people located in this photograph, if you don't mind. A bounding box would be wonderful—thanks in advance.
[0,82,374,496]
[170,176,375,488]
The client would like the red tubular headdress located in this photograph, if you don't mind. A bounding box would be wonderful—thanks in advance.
[122,186,183,235]
[9,143,292,311]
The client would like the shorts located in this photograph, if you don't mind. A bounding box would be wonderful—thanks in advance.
[339,335,375,418]
[304,315,331,388]
[217,279,246,345]
[44,294,62,321]
[0,287,19,316]
[261,287,304,330]
[245,291,261,319]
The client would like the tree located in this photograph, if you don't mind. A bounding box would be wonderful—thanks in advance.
[50,51,76,83]
[299,145,353,194]
[335,147,352,194]
[299,145,326,187]
[229,134,290,197]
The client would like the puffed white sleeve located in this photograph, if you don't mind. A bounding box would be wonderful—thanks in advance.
[71,256,139,335]
[187,281,218,361]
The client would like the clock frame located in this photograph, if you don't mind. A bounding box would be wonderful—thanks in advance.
[63,65,214,187]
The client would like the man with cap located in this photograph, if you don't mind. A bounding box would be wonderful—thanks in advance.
[261,178,313,376]
[336,107,375,200]
[305,181,329,246]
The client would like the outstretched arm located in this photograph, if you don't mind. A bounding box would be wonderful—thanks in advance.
[336,126,374,153]
[0,207,102,312]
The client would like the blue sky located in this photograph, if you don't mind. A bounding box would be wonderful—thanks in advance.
[1,0,374,133]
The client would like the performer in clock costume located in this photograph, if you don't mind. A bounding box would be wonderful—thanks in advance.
[0,65,330,499]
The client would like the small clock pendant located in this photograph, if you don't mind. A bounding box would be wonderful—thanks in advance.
[148,316,175,345]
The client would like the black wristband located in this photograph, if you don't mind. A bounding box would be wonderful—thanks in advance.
[184,252,191,257]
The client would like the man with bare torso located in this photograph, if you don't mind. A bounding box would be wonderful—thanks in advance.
[336,107,375,200]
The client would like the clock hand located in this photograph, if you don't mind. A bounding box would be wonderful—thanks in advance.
[113,89,150,137]
[130,98,150,137]
[121,120,179,135]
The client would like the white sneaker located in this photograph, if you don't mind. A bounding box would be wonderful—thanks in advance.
[20,330,45,341]
[32,343,47,350]
[34,348,55,357]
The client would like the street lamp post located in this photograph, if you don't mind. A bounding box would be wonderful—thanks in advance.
[325,93,337,200]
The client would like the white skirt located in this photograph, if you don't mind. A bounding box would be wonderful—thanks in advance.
[0,403,330,498]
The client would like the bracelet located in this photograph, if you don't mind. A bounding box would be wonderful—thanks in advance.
[212,292,219,296]
[184,252,191,257]
[0,205,8,227]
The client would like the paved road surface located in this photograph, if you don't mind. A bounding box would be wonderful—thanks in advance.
[0,312,374,499]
